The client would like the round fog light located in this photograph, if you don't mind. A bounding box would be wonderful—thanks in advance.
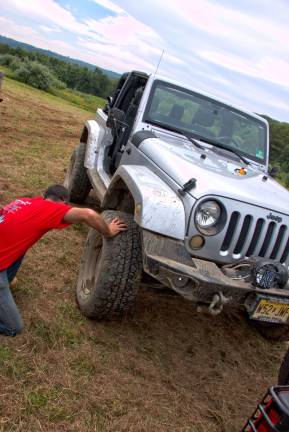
[190,235,205,250]
[252,260,288,289]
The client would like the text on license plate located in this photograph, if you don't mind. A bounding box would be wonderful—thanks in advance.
[252,299,289,323]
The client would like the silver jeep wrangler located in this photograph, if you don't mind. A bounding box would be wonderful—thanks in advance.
[65,70,289,341]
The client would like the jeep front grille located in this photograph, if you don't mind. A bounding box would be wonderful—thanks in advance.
[188,197,289,267]
[220,211,289,263]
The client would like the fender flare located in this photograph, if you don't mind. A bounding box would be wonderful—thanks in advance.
[82,119,105,170]
[102,165,185,240]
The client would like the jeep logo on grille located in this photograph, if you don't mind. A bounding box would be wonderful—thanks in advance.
[267,212,282,223]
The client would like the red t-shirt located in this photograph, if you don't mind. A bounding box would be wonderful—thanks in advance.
[0,197,71,271]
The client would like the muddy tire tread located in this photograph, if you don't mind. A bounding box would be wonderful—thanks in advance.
[68,142,91,203]
[76,210,142,319]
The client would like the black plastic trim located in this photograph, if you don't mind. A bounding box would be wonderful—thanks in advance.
[131,130,157,148]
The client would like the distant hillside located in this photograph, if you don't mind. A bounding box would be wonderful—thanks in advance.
[0,35,120,80]
[0,41,116,98]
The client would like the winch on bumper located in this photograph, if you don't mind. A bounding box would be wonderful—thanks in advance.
[143,230,289,322]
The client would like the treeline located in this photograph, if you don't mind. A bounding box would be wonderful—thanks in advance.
[0,42,116,97]
[263,116,289,187]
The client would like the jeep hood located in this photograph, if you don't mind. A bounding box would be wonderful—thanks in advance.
[139,136,289,215]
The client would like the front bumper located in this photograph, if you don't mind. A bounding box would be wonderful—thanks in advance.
[142,230,289,308]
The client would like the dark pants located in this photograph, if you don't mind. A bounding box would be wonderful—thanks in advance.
[0,257,24,336]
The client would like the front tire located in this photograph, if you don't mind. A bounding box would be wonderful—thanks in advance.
[64,142,91,203]
[76,210,142,320]
[253,321,289,341]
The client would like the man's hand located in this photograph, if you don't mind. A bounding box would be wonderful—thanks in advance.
[106,218,127,238]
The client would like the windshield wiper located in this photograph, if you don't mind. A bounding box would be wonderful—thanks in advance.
[198,137,250,166]
[180,133,206,150]
[148,120,248,163]
[147,120,206,151]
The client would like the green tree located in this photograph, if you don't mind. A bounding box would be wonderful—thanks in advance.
[14,61,65,91]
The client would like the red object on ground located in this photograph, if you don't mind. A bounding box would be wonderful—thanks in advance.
[0,197,71,271]
[249,399,280,431]
[242,386,289,431]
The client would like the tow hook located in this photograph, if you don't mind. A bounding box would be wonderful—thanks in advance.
[198,292,230,315]
[209,292,230,315]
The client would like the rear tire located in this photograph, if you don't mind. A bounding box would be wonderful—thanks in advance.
[64,142,91,203]
[76,210,142,320]
[278,347,289,385]
[253,321,289,341]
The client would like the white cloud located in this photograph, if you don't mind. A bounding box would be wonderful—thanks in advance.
[92,0,126,15]
[129,0,289,56]
[78,14,166,72]
[77,39,156,72]
[0,0,167,72]
[199,50,289,89]
[0,0,90,37]
[116,0,289,81]
[39,25,61,33]
[0,16,39,39]
[0,16,85,59]
[0,12,159,73]
[84,14,161,45]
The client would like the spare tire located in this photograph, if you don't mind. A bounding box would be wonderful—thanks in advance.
[64,142,91,203]
[76,210,142,320]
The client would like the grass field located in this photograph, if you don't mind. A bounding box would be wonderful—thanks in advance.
[0,66,105,112]
[0,77,287,432]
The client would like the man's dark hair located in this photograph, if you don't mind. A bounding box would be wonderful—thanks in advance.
[43,185,69,202]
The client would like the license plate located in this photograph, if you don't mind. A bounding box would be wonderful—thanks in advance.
[252,298,289,323]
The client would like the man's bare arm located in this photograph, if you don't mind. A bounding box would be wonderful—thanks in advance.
[63,208,127,237]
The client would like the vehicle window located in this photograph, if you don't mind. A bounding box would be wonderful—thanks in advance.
[145,81,267,164]
[231,116,266,160]
[150,87,199,128]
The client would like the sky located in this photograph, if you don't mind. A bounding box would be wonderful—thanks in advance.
[0,0,289,122]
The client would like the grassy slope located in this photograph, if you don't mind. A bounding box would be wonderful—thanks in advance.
[0,78,287,432]
[0,66,105,113]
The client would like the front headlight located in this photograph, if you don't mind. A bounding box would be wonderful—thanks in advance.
[195,200,222,235]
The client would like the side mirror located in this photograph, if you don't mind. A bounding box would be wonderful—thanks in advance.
[106,107,125,129]
[269,166,279,178]
[103,96,113,115]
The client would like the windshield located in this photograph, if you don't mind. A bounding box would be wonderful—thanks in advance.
[144,80,267,164]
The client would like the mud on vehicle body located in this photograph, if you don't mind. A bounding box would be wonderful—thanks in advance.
[66,70,289,340]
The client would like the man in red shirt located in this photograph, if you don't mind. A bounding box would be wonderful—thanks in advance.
[0,184,126,337]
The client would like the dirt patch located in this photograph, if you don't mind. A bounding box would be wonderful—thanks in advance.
[0,78,286,432]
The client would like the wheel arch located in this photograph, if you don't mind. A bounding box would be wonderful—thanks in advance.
[102,177,135,214]
[80,125,88,144]
[102,165,185,240]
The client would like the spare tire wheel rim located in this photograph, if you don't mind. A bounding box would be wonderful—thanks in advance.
[80,236,103,298]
